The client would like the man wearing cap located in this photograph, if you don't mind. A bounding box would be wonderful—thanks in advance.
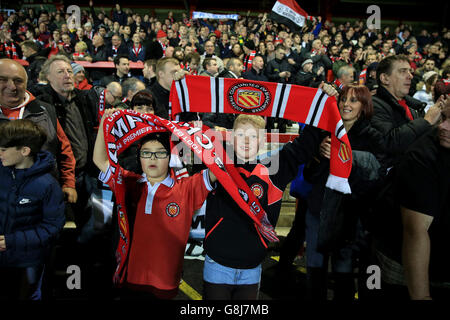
[146,30,169,60]
[294,58,324,88]
[72,63,93,90]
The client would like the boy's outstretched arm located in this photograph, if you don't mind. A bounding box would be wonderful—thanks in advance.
[93,108,120,173]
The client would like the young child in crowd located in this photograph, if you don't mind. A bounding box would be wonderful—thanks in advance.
[0,119,65,300]
[93,108,215,299]
[202,114,322,300]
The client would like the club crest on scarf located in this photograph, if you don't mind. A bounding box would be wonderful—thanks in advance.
[338,143,351,163]
[228,82,271,113]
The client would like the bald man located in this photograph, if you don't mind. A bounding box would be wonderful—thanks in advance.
[0,58,77,202]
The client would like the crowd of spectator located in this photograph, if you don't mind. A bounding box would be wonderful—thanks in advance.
[0,1,450,301]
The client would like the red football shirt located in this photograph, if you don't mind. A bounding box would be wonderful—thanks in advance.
[100,167,213,296]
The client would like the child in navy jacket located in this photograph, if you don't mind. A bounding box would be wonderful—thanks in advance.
[0,120,65,300]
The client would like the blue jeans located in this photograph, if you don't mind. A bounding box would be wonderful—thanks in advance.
[203,255,262,285]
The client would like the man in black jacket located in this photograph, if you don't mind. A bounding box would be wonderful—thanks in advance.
[150,57,194,122]
[100,54,131,86]
[88,34,109,84]
[106,33,129,62]
[369,54,444,298]
[294,58,324,88]
[20,40,49,86]
[371,55,442,170]
[38,55,98,240]
[242,55,268,82]
[265,45,293,83]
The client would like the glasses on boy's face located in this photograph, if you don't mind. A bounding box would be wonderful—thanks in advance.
[140,150,169,159]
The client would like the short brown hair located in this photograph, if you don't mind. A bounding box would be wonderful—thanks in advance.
[0,119,47,157]
[155,57,179,81]
[376,54,410,86]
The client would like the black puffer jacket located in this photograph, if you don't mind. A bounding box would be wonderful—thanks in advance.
[305,117,386,217]
[370,86,432,170]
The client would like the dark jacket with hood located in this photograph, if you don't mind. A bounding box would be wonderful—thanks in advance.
[0,151,65,268]
[204,126,322,269]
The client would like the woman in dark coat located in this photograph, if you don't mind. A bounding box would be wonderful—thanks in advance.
[304,84,385,301]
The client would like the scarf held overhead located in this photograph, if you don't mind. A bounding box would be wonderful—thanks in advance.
[103,110,278,284]
[169,75,352,194]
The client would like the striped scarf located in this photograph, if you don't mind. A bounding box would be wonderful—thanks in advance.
[2,41,19,59]
[169,75,353,194]
[243,50,256,72]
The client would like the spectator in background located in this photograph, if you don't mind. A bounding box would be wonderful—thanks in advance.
[199,40,225,74]
[150,57,189,119]
[200,57,219,77]
[20,40,48,88]
[266,44,293,83]
[58,33,74,56]
[147,30,169,60]
[413,71,439,112]
[333,65,356,92]
[142,59,157,89]
[0,59,76,207]
[242,55,268,82]
[71,41,91,62]
[294,59,324,88]
[128,33,146,62]
[38,55,98,243]
[220,57,244,79]
[112,3,127,26]
[100,54,131,86]
[184,52,201,75]
[72,63,93,91]
[107,33,128,62]
[242,40,257,72]
[121,77,146,107]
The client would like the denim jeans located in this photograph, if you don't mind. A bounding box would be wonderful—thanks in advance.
[203,255,262,285]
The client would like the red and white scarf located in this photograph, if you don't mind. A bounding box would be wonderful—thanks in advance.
[132,44,142,58]
[72,52,86,59]
[2,41,19,59]
[169,75,353,194]
[102,110,279,284]
[98,89,107,124]
[243,50,257,72]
